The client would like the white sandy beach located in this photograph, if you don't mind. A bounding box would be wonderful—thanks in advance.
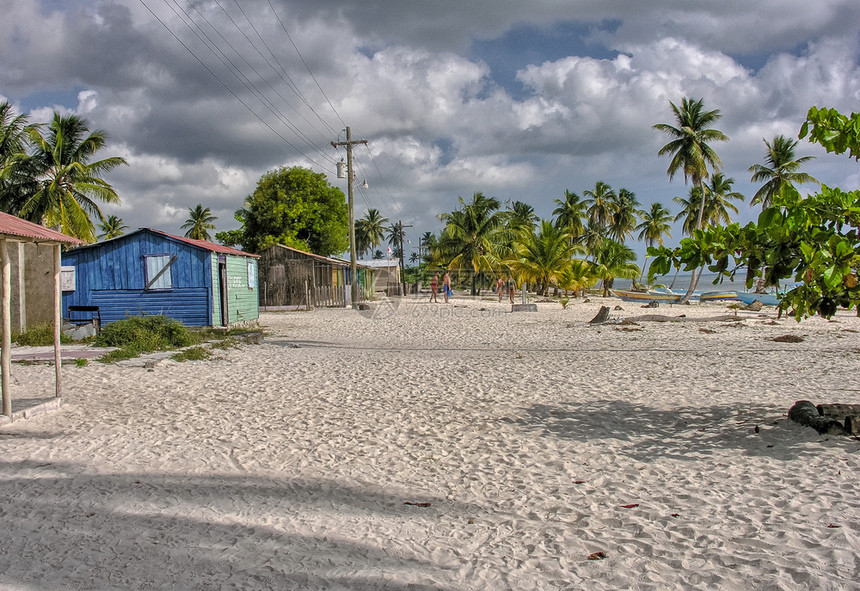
[1,294,859,590]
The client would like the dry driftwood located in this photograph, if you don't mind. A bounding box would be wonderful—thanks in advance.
[619,314,743,325]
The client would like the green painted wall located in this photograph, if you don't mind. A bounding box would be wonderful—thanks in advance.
[210,253,259,326]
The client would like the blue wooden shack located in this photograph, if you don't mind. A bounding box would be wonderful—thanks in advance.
[62,228,259,327]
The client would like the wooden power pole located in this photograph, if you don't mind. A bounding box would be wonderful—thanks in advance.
[331,127,367,308]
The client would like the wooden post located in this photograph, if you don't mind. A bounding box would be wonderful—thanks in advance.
[53,244,62,398]
[1,238,11,418]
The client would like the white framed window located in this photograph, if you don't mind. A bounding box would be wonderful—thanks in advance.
[247,260,256,289]
[144,254,175,290]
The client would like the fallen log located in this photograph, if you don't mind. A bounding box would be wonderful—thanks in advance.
[789,400,846,435]
[589,306,611,324]
[619,314,744,324]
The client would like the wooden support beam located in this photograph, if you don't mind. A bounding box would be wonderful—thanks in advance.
[54,244,62,398]
[1,238,11,418]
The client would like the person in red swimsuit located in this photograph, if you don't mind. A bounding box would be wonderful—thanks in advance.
[430,272,439,303]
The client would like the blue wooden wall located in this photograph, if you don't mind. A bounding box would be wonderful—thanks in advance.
[62,230,214,326]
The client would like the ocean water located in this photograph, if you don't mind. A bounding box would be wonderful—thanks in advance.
[614,272,758,294]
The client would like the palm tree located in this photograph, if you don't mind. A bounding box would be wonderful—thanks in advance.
[558,259,597,298]
[653,97,728,301]
[506,200,538,233]
[23,112,127,242]
[98,215,128,240]
[359,208,388,255]
[354,218,371,257]
[636,202,673,282]
[673,173,744,235]
[0,101,37,215]
[437,192,506,295]
[583,181,616,229]
[580,222,607,259]
[748,135,818,208]
[592,239,640,297]
[182,204,217,241]
[508,220,575,296]
[552,189,587,242]
[608,188,640,243]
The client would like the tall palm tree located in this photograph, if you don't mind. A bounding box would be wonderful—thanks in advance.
[553,189,587,242]
[359,208,388,254]
[508,220,575,296]
[98,214,128,240]
[636,202,673,282]
[608,188,640,243]
[23,112,127,242]
[580,221,607,259]
[437,192,506,295]
[354,218,371,257]
[592,239,640,297]
[653,97,727,301]
[748,135,818,208]
[182,204,217,241]
[0,101,37,215]
[583,181,616,229]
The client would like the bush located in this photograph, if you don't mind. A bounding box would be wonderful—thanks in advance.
[171,346,212,362]
[94,315,193,359]
[14,323,72,346]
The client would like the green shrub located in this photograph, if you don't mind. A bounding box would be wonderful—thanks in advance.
[171,346,212,362]
[14,323,72,346]
[75,358,88,367]
[95,315,193,350]
[94,315,194,362]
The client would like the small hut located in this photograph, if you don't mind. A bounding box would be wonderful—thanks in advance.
[0,213,85,420]
[360,258,402,295]
[257,244,374,309]
[62,228,259,327]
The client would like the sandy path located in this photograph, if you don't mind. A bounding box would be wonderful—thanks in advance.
[1,296,858,590]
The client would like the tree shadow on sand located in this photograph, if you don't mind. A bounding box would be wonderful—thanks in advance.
[506,400,852,464]
[0,460,470,590]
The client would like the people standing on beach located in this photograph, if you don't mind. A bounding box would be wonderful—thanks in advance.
[430,272,439,303]
[497,277,505,302]
[509,279,516,304]
[443,271,451,303]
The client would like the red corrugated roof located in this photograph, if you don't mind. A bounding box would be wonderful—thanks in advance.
[0,212,86,245]
[145,229,259,257]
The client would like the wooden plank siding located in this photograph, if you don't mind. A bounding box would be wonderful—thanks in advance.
[62,229,258,327]
[258,244,369,309]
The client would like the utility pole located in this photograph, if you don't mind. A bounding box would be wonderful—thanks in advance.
[396,220,412,296]
[331,127,367,308]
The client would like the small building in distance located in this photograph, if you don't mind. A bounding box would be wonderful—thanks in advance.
[61,228,259,327]
[257,243,374,310]
[360,258,402,295]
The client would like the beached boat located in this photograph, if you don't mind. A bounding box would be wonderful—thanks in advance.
[735,292,781,306]
[699,291,740,302]
[611,289,681,303]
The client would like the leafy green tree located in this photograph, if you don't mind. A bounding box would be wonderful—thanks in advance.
[23,112,127,242]
[0,101,37,215]
[98,215,128,240]
[748,135,817,208]
[182,204,217,241]
[636,202,672,282]
[583,181,616,229]
[508,220,576,296]
[592,239,640,297]
[552,189,587,241]
[653,97,728,301]
[229,166,349,255]
[799,106,860,161]
[437,192,505,295]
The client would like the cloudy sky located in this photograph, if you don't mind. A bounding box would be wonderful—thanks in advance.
[2,0,859,263]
